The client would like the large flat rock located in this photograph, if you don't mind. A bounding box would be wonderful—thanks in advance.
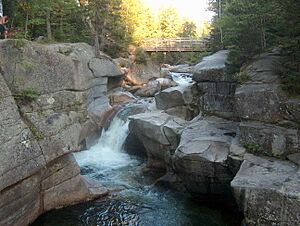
[231,154,300,226]
[193,50,229,82]
[0,75,46,191]
[173,117,243,195]
[241,52,280,83]
[128,111,186,169]
[155,84,196,110]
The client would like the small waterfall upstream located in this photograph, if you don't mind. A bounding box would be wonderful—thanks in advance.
[170,72,194,86]
[32,104,240,226]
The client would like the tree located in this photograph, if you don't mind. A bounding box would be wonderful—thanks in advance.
[179,20,197,38]
[210,0,280,74]
[273,0,300,95]
[158,7,182,38]
[86,0,128,57]
[209,0,300,95]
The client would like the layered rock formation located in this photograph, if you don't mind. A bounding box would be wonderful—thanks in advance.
[155,84,199,120]
[173,117,241,195]
[1,39,299,226]
[194,50,237,118]
[231,154,300,226]
[0,40,121,225]
[231,51,300,226]
[127,50,300,225]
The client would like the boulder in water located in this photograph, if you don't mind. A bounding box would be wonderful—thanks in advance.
[173,116,243,195]
[155,84,199,120]
[170,64,194,74]
[128,111,186,169]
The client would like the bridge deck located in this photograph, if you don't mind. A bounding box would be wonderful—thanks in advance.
[141,38,209,52]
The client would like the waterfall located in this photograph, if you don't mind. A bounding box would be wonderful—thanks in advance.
[170,72,194,86]
[74,114,133,171]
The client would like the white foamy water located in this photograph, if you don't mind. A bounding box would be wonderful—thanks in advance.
[170,72,194,86]
[74,116,134,170]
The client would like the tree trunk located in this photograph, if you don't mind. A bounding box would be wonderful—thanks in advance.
[260,17,266,51]
[94,30,100,57]
[46,9,52,40]
[218,0,224,48]
[60,17,63,36]
[94,0,106,57]
[25,12,28,39]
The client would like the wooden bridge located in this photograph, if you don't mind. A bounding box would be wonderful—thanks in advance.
[141,38,209,52]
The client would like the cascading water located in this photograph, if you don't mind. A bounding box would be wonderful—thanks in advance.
[75,116,133,171]
[32,104,241,226]
[170,72,194,86]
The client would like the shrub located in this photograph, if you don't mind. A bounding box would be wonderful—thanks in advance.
[14,88,39,104]
[233,71,251,84]
[134,47,148,64]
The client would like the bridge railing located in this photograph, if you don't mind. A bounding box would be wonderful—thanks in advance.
[141,38,209,52]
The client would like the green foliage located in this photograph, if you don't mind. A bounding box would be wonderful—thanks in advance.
[158,7,182,38]
[209,0,300,95]
[12,39,28,49]
[233,70,250,84]
[179,21,197,38]
[242,141,263,153]
[4,0,209,59]
[29,125,44,140]
[134,47,148,64]
[14,88,39,104]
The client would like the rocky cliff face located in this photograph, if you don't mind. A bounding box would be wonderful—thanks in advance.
[0,40,122,225]
[127,50,300,226]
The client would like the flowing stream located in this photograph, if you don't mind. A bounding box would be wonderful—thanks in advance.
[32,99,241,226]
[170,72,194,86]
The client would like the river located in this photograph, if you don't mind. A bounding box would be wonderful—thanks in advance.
[31,73,242,226]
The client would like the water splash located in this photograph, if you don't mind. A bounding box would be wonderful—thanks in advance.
[75,116,133,171]
[170,72,194,86]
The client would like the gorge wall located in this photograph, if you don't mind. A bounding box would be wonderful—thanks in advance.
[1,39,299,226]
[0,40,123,226]
[127,50,300,226]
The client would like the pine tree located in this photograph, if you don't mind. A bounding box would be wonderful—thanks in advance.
[158,7,182,38]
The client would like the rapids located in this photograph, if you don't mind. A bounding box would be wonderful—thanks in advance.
[31,106,241,226]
